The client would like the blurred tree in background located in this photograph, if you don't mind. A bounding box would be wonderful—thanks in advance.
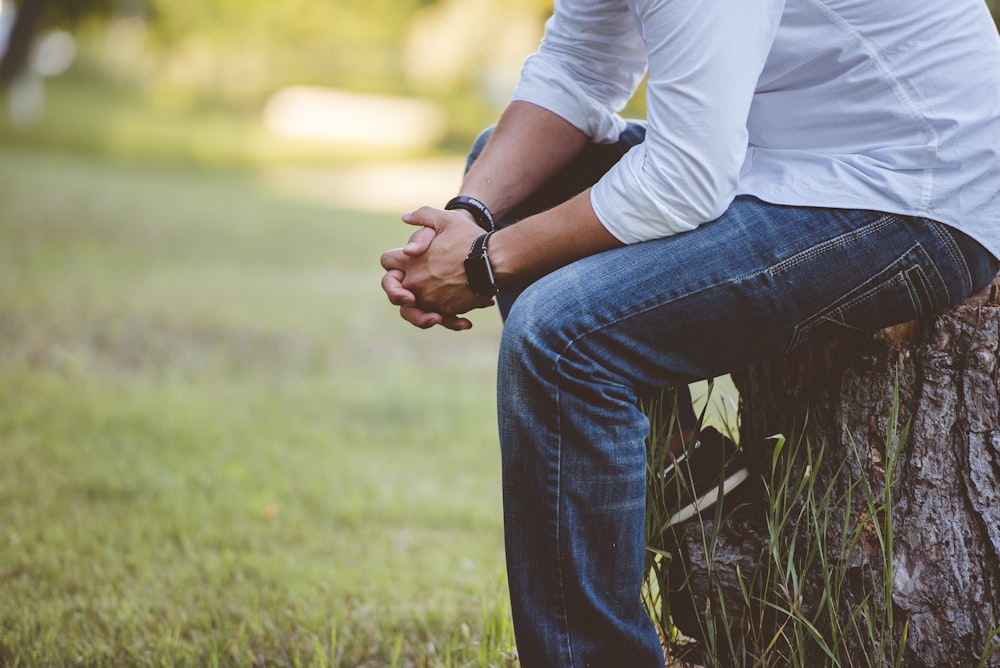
[0,0,120,84]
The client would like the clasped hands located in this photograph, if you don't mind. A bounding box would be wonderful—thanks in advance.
[380,207,497,330]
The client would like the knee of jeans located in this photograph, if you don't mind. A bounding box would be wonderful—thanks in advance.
[465,126,496,175]
[499,296,551,375]
[498,284,573,380]
[500,275,617,391]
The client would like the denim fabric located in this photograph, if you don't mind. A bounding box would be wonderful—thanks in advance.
[467,125,999,667]
[471,123,703,431]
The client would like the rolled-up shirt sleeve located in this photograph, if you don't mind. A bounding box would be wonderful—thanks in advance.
[512,0,648,144]
[515,0,786,244]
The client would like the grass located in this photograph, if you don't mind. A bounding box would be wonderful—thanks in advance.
[642,385,907,667]
[0,146,514,666]
[645,382,1000,667]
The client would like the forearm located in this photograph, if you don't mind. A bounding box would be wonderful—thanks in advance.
[489,188,623,288]
[380,103,620,329]
[456,102,621,288]
[458,101,590,219]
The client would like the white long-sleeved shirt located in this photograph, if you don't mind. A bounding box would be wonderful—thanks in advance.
[512,0,1000,258]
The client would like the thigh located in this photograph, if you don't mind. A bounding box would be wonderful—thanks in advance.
[502,197,996,392]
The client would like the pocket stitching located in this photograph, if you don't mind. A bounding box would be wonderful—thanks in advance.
[784,243,941,353]
[768,214,897,278]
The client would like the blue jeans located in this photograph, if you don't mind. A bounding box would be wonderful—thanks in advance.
[469,124,999,667]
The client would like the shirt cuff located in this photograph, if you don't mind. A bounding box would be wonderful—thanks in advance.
[512,55,627,144]
[591,146,700,244]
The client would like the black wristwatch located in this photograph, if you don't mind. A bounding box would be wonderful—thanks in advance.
[464,232,498,297]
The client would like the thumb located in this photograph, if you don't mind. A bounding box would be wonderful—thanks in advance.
[401,206,444,231]
[403,224,437,256]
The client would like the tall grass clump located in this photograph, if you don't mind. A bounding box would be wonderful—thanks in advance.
[642,382,940,667]
[642,387,688,650]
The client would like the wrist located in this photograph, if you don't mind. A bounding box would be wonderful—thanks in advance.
[445,196,495,232]
[484,228,514,289]
[464,231,499,297]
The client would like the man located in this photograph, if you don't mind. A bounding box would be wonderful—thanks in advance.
[380,0,1000,665]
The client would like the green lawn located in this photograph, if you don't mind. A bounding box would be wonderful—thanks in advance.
[0,147,512,666]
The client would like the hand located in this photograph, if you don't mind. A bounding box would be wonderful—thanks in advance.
[380,208,495,329]
[381,267,475,330]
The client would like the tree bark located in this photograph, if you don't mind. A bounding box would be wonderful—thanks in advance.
[670,285,1000,666]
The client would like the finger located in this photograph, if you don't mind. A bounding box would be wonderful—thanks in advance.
[399,305,473,331]
[400,305,445,329]
[380,248,405,271]
[439,315,473,331]
[381,269,416,306]
[403,225,437,256]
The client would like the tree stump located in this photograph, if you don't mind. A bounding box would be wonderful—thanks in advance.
[670,281,1000,666]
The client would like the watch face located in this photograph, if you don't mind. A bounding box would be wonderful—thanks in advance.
[464,253,496,296]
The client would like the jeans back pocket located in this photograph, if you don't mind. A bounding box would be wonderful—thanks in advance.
[785,243,946,353]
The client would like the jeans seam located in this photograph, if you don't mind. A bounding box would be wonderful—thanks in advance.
[553,384,575,668]
[767,213,897,277]
[925,218,972,300]
[905,264,934,312]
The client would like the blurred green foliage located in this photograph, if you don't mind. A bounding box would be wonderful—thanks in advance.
[1,0,558,157]
[31,0,556,101]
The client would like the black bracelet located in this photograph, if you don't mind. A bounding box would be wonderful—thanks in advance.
[445,196,495,232]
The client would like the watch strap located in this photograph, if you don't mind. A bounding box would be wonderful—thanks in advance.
[469,230,493,256]
[464,231,498,297]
